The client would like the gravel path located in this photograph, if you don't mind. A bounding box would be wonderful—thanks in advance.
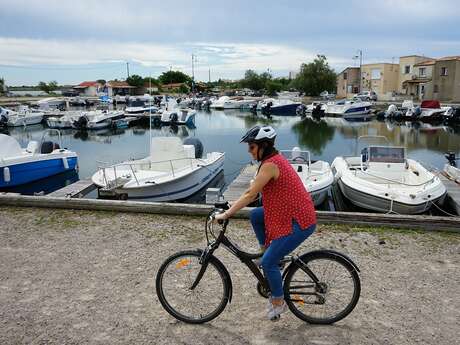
[0,207,459,345]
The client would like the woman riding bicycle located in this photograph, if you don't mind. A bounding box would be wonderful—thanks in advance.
[214,125,317,321]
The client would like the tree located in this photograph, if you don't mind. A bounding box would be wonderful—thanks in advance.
[38,81,58,94]
[293,55,336,96]
[240,70,268,91]
[143,77,159,86]
[266,80,283,96]
[158,71,191,85]
[178,84,189,94]
[96,79,106,85]
[126,74,144,88]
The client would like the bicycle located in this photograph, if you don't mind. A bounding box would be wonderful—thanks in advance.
[156,202,361,324]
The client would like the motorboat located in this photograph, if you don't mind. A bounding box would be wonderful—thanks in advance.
[298,102,327,117]
[160,108,196,126]
[114,95,128,103]
[210,96,256,110]
[377,100,414,120]
[36,97,65,109]
[6,105,44,127]
[0,130,78,189]
[406,100,450,121]
[444,152,459,183]
[72,110,125,130]
[125,100,158,114]
[325,99,372,119]
[91,137,225,201]
[46,111,82,129]
[331,136,446,214]
[280,148,334,206]
[261,99,302,116]
[68,96,87,106]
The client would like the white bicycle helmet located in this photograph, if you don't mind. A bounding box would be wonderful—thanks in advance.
[240,126,277,143]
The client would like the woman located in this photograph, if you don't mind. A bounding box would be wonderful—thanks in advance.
[215,125,317,321]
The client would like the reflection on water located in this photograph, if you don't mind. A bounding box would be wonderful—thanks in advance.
[3,109,460,201]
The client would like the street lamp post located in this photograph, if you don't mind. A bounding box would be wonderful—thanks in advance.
[353,50,363,92]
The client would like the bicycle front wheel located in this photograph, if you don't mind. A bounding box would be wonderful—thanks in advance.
[156,250,231,324]
[284,250,361,324]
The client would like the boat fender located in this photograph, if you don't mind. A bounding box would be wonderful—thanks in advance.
[62,157,69,170]
[183,138,203,158]
[3,167,10,183]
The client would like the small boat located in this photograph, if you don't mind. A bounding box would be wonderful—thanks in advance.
[69,96,87,106]
[298,102,327,117]
[407,100,450,121]
[72,110,125,130]
[114,95,128,103]
[444,152,460,183]
[46,111,83,129]
[36,97,65,109]
[113,116,138,129]
[325,99,372,119]
[92,137,225,201]
[7,105,44,127]
[160,108,196,126]
[125,100,158,114]
[0,130,78,189]
[261,99,302,116]
[331,136,446,214]
[280,148,334,206]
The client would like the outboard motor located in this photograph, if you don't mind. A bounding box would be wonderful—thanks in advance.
[169,112,179,123]
[414,106,422,118]
[296,104,306,117]
[183,137,204,158]
[311,104,324,118]
[262,102,272,115]
[250,103,258,115]
[445,152,458,167]
[74,115,88,129]
[0,114,7,127]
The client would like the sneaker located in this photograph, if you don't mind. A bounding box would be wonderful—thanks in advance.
[267,300,288,321]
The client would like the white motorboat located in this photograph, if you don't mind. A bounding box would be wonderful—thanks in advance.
[0,130,78,189]
[406,100,450,121]
[332,136,446,214]
[125,100,158,114]
[280,148,334,206]
[260,99,302,116]
[325,99,372,119]
[114,95,128,103]
[36,97,65,109]
[92,137,225,201]
[210,96,255,110]
[160,108,196,126]
[46,111,82,129]
[6,105,44,127]
[72,110,124,130]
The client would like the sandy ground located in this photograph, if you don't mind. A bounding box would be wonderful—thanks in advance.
[0,206,459,345]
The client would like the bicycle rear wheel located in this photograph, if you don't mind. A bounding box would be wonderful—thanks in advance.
[284,251,360,324]
[156,250,231,324]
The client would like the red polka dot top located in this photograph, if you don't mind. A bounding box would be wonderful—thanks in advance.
[261,153,316,246]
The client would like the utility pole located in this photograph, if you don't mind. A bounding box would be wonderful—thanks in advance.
[126,62,130,79]
[208,68,211,83]
[191,54,196,93]
[355,50,362,92]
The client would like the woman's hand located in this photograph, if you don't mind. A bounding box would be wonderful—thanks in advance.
[213,212,229,222]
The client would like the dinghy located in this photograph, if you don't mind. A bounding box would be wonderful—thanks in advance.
[280,148,334,206]
[92,137,225,201]
[6,105,44,127]
[0,130,78,188]
[332,136,446,214]
[160,108,196,126]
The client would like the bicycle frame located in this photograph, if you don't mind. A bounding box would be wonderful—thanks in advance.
[190,203,324,300]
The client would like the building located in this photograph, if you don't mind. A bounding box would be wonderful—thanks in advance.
[73,81,100,96]
[161,83,190,92]
[399,55,460,102]
[106,80,136,96]
[430,56,460,102]
[361,63,399,100]
[398,55,433,94]
[336,67,360,98]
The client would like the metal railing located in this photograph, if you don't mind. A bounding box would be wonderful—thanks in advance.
[97,156,200,189]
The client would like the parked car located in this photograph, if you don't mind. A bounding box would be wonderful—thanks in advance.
[320,91,336,100]
[355,91,377,101]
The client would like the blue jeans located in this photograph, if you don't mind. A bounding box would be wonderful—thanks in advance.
[250,207,316,298]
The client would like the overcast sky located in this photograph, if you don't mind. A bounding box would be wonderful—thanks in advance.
[0,0,459,85]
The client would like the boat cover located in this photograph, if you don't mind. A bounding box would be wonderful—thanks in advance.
[0,134,23,159]
[421,100,440,109]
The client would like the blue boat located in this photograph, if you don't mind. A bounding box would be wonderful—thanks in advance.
[0,131,78,189]
[261,99,302,116]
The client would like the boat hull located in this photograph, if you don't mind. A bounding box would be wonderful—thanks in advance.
[337,178,445,214]
[7,115,44,127]
[105,156,225,201]
[0,156,78,188]
[263,103,300,116]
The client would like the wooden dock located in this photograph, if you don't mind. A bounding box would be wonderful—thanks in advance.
[47,178,96,198]
[223,164,258,202]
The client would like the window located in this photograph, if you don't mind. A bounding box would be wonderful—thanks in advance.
[343,72,347,80]
[371,69,381,80]
[404,65,410,74]
[419,68,426,77]
[434,84,439,93]
[441,67,448,76]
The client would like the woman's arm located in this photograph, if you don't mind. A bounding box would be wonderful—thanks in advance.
[215,162,279,220]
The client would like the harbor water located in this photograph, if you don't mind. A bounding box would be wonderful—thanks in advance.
[2,108,460,206]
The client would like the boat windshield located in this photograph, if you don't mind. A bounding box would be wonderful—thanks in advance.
[367,146,405,163]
